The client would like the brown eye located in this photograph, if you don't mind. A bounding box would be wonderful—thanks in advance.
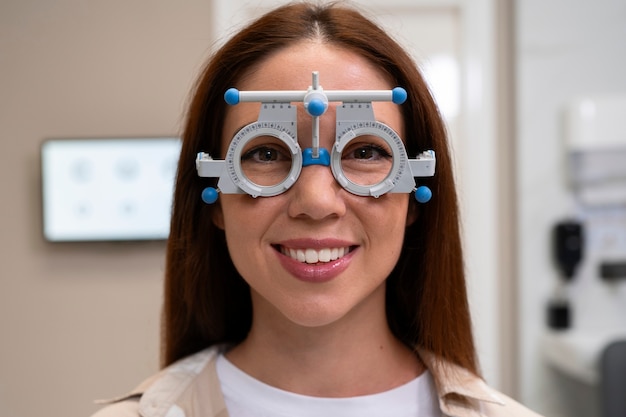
[243,146,282,162]
[340,138,393,187]
[350,145,391,161]
[240,139,293,187]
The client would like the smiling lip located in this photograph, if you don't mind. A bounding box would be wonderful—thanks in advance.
[274,239,357,283]
[280,246,351,264]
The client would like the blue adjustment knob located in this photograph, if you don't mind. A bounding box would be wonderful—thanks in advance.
[392,87,407,104]
[224,88,240,105]
[201,187,219,204]
[307,98,327,116]
[414,186,432,203]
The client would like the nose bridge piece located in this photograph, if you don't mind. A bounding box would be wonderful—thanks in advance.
[302,147,331,167]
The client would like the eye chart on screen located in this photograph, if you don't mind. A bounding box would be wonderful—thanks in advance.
[41,138,181,242]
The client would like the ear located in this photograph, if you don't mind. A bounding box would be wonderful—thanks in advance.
[406,200,418,227]
[211,203,225,230]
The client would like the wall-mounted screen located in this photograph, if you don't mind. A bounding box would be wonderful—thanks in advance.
[41,138,181,242]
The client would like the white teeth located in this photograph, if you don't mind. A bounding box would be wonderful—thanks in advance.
[281,246,350,264]
[305,249,318,263]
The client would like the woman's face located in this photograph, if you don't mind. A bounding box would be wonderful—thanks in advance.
[213,41,415,329]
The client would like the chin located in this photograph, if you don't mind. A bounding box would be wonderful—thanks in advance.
[279,302,353,329]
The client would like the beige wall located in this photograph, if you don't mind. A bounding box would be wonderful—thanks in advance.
[0,1,212,416]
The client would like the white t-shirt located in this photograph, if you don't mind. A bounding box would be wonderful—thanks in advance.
[216,353,442,417]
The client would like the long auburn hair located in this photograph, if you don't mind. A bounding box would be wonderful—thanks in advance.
[163,1,478,376]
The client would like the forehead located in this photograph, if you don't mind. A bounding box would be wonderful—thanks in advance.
[238,41,393,91]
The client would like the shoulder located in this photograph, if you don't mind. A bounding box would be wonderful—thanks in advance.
[418,349,544,417]
[90,347,225,417]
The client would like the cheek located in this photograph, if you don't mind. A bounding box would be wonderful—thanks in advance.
[218,195,281,248]
[220,196,258,235]
[379,200,411,252]
[371,195,411,227]
[354,195,410,248]
[219,199,262,278]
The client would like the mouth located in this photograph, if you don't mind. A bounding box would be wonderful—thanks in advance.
[275,245,354,264]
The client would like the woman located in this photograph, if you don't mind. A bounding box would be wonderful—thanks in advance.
[94,2,542,416]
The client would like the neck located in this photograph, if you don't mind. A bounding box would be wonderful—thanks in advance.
[226,289,423,397]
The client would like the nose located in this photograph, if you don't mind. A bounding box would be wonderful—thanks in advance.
[287,164,347,220]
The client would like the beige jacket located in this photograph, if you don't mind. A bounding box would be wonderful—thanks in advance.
[92,347,543,417]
